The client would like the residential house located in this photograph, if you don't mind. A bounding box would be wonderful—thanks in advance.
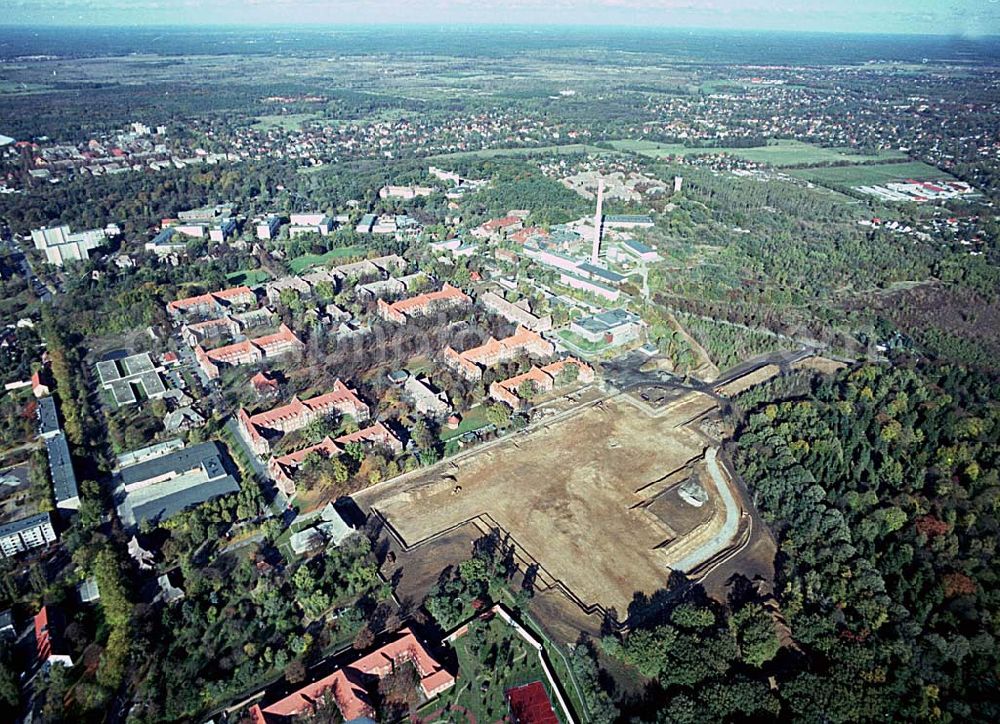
[194,324,303,380]
[268,421,401,496]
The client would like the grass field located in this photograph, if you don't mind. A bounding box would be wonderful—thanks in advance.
[427,143,613,161]
[440,404,491,442]
[225,269,270,286]
[287,245,367,273]
[787,160,953,187]
[252,112,323,131]
[427,617,562,723]
[609,139,908,167]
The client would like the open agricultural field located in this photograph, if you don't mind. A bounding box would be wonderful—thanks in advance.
[609,138,908,166]
[355,393,740,618]
[427,143,613,161]
[788,160,952,187]
[251,112,323,130]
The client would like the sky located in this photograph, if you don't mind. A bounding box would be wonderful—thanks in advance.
[4,0,999,36]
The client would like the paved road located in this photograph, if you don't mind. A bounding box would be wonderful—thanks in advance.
[670,447,742,573]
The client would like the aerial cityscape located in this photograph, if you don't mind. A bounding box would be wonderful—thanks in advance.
[0,3,998,723]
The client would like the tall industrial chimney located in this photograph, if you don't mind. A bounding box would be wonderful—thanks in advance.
[591,179,604,266]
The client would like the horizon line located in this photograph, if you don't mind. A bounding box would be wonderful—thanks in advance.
[0,22,998,40]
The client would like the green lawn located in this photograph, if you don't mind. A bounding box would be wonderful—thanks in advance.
[288,246,367,273]
[609,139,908,167]
[225,269,270,286]
[787,160,953,187]
[431,617,565,723]
[440,405,491,442]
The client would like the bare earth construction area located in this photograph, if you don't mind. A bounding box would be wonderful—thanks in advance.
[356,390,748,620]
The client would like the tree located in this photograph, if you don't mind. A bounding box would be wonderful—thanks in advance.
[285,659,306,684]
[486,403,511,429]
[409,418,435,451]
[730,603,780,668]
[517,379,537,400]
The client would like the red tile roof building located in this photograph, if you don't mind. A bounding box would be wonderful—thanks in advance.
[489,357,594,410]
[165,285,256,320]
[34,606,73,670]
[195,324,303,379]
[509,226,547,245]
[268,422,403,496]
[181,316,241,347]
[249,627,454,724]
[474,215,524,240]
[31,369,51,398]
[238,380,370,457]
[443,327,555,381]
[376,283,472,324]
[250,371,280,397]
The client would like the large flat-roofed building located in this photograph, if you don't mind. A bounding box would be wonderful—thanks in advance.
[0,513,56,558]
[603,214,654,229]
[31,225,107,267]
[255,215,284,240]
[116,441,240,526]
[288,212,334,238]
[37,396,61,439]
[177,203,234,223]
[619,238,662,263]
[95,352,168,407]
[45,433,80,511]
[559,271,620,302]
[570,309,644,346]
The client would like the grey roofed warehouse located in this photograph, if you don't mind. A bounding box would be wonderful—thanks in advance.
[116,441,240,527]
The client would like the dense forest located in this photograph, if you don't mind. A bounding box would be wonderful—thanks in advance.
[595,362,1000,722]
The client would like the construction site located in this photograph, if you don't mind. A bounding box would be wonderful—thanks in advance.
[354,379,759,636]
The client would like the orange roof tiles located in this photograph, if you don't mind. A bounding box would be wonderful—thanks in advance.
[254,628,454,723]
[377,283,471,322]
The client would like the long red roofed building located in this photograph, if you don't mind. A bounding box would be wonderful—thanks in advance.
[194,324,303,379]
[376,283,472,324]
[268,421,402,496]
[443,326,555,381]
[489,357,593,410]
[166,285,256,321]
[238,380,370,457]
[249,627,454,723]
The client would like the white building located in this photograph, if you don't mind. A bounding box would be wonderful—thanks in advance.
[31,225,107,267]
[0,513,56,558]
